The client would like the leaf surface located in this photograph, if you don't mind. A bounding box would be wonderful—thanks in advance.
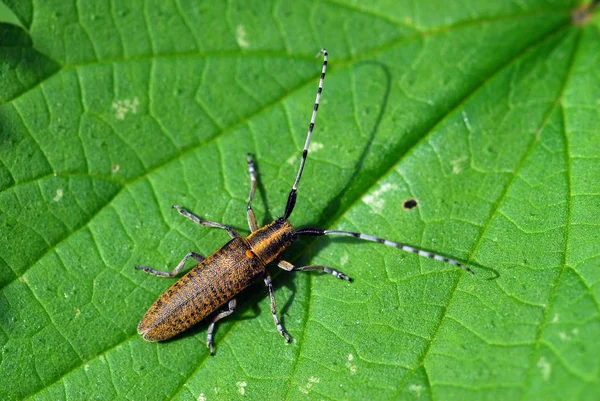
[0,1,599,400]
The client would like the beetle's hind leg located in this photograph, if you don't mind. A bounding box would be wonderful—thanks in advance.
[278,260,352,281]
[172,205,239,238]
[135,252,204,278]
[264,274,291,342]
[246,153,258,232]
[207,299,236,355]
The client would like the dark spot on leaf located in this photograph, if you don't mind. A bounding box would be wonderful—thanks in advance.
[403,199,418,210]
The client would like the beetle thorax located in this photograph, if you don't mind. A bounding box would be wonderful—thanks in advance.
[245,219,295,265]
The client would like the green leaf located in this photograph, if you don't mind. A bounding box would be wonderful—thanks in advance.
[1,1,599,400]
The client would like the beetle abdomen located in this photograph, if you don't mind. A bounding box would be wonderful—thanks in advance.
[138,238,264,341]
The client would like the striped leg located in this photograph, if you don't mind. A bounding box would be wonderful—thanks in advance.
[264,274,291,342]
[172,205,239,238]
[295,228,474,275]
[284,49,328,219]
[206,299,236,356]
[246,153,258,232]
[278,260,351,281]
[135,252,204,278]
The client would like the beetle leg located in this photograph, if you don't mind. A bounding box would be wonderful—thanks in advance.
[278,260,351,281]
[206,299,236,356]
[135,252,204,278]
[277,260,294,271]
[264,274,291,343]
[172,205,239,238]
[246,153,258,232]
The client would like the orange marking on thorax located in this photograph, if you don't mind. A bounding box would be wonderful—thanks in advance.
[246,249,254,258]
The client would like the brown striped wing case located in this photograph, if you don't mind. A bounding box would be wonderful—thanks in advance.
[138,237,265,341]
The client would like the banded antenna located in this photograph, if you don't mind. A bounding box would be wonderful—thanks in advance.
[283,48,328,219]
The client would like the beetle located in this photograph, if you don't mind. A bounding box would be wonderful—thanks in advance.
[135,49,473,355]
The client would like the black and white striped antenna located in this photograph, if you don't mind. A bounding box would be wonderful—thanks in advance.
[283,49,473,275]
[295,228,474,275]
[283,48,328,219]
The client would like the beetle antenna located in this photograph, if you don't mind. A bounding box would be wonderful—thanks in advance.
[295,228,474,275]
[283,48,328,220]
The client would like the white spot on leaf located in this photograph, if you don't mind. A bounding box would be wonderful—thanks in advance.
[409,384,424,397]
[236,25,249,48]
[346,353,357,374]
[451,156,467,174]
[340,251,349,266]
[551,314,559,323]
[461,109,472,132]
[537,357,551,380]
[53,189,63,202]
[112,97,139,120]
[308,142,324,152]
[197,394,206,401]
[236,382,247,395]
[363,183,397,214]
[298,376,320,394]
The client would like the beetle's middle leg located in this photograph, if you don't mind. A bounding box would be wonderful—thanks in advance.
[264,274,291,342]
[278,260,352,281]
[135,252,205,278]
[172,205,239,238]
[246,153,258,232]
[207,299,236,356]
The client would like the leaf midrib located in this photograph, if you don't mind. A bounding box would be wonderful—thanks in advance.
[520,30,599,398]
[394,29,582,399]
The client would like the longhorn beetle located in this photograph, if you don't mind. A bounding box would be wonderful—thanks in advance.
[136,49,474,355]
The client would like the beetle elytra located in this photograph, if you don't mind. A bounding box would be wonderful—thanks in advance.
[135,49,473,355]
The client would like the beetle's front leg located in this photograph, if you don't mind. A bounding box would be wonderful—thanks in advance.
[278,260,352,281]
[173,205,239,238]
